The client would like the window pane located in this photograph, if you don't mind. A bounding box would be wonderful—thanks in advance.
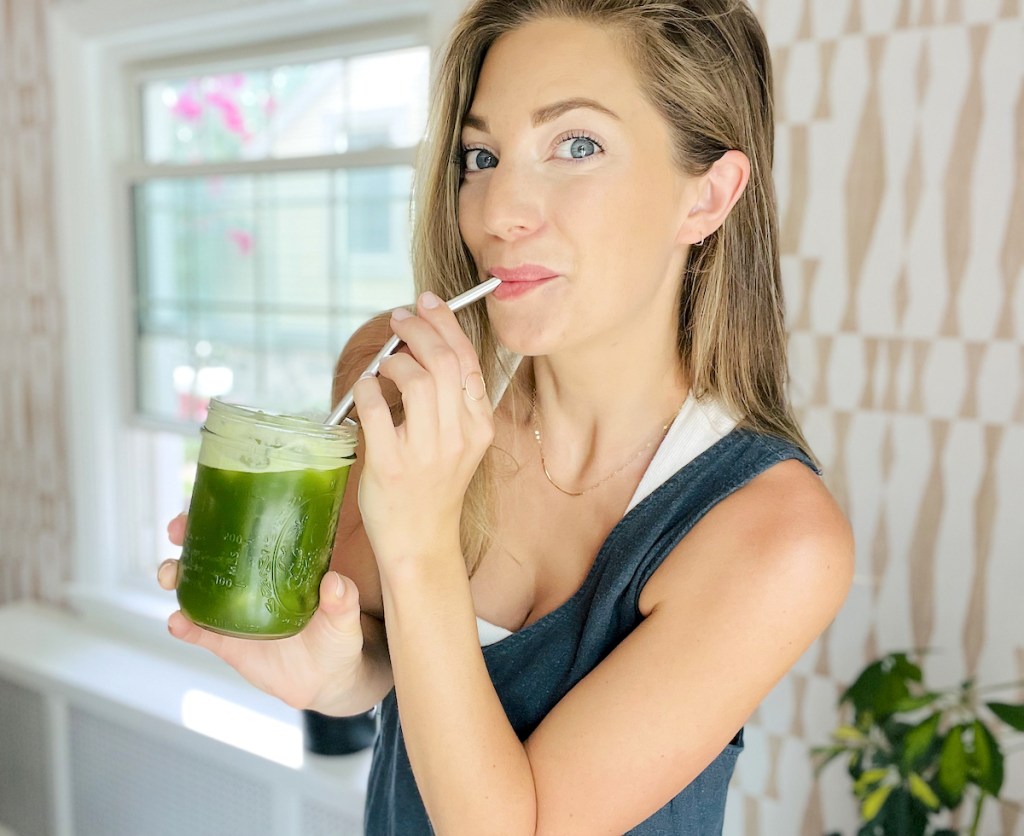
[345,47,430,151]
[136,307,258,423]
[143,71,272,164]
[134,180,192,303]
[142,47,429,164]
[134,166,415,424]
[137,332,196,421]
[261,172,332,308]
[193,177,257,305]
[121,428,199,584]
[135,178,257,306]
[263,314,336,416]
[336,166,414,309]
[267,62,346,158]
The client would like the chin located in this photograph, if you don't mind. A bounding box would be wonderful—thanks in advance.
[495,336,542,358]
[488,310,567,359]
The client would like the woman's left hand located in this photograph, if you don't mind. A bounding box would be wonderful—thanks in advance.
[352,290,494,571]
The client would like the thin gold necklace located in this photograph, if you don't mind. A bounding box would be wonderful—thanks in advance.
[529,391,684,497]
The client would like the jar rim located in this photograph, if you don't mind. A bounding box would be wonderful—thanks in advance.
[200,399,357,471]
[205,398,357,446]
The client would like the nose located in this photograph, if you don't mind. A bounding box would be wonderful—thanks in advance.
[480,160,543,241]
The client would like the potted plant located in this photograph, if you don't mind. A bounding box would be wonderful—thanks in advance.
[814,651,1024,835]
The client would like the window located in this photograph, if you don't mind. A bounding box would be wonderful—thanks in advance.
[121,39,428,585]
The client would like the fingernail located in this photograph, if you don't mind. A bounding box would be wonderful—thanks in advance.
[420,291,441,309]
[359,370,376,380]
[332,573,345,599]
[391,307,412,321]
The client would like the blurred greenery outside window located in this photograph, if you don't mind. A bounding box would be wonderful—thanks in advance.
[127,43,427,582]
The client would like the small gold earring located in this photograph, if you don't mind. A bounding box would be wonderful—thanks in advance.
[696,232,704,246]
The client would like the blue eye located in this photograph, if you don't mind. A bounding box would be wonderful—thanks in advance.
[555,135,601,160]
[463,147,498,171]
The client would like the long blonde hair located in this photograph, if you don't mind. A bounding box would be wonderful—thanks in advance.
[413,0,816,574]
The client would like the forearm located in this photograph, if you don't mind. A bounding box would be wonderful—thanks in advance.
[380,539,537,835]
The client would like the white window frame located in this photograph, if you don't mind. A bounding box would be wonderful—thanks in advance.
[49,0,435,644]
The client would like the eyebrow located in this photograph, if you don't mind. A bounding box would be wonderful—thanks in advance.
[462,97,621,133]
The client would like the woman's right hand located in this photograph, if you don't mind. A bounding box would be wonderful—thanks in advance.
[158,513,375,714]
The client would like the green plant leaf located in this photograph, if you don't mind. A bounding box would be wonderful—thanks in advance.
[893,692,943,712]
[842,657,913,720]
[987,701,1024,732]
[907,772,940,810]
[854,767,890,796]
[878,786,930,836]
[834,724,866,743]
[967,720,1004,796]
[936,726,968,808]
[889,652,924,684]
[902,713,941,771]
[848,748,865,780]
[861,783,894,822]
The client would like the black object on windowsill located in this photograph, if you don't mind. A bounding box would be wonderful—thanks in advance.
[302,707,378,755]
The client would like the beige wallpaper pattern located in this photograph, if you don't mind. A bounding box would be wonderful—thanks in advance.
[726,1,1024,834]
[0,0,1021,832]
[0,0,72,606]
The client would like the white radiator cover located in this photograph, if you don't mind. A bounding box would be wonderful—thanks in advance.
[0,603,369,836]
[0,678,51,836]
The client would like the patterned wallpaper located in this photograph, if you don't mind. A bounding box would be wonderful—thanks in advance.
[726,1,1024,834]
[0,0,1021,832]
[0,0,73,606]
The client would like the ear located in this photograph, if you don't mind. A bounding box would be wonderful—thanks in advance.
[676,149,750,246]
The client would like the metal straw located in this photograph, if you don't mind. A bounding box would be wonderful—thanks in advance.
[326,277,502,426]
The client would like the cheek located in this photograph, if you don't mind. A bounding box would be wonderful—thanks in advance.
[555,176,672,254]
[457,186,482,246]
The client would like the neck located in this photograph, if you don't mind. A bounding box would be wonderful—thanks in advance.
[526,304,687,424]
[518,337,689,492]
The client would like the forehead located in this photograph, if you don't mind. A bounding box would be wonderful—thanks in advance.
[469,17,647,120]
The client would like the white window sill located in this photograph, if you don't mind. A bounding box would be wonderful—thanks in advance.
[0,600,372,807]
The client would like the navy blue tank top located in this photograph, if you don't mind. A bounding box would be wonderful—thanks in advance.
[364,429,818,834]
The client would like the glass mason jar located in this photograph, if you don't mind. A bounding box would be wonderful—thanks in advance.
[177,399,357,639]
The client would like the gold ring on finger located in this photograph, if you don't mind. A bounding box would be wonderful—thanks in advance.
[462,370,486,402]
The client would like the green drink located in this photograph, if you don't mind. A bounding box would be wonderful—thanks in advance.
[177,400,357,639]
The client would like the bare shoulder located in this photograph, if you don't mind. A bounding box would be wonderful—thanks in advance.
[733,457,852,562]
[640,455,855,621]
[525,456,854,832]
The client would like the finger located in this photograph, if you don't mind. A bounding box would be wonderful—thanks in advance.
[392,302,472,431]
[300,572,364,665]
[157,558,180,590]
[377,352,440,450]
[413,293,489,428]
[389,306,463,387]
[167,610,232,657]
[352,372,398,466]
[415,291,489,415]
[167,513,188,546]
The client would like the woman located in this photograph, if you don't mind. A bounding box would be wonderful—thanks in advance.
[160,0,854,832]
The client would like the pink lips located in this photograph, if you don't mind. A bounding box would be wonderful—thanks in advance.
[488,264,559,300]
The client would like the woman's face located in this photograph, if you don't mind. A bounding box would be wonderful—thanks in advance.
[457,17,699,359]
